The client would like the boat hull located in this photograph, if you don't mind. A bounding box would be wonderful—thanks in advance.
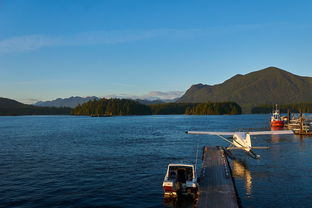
[271,120,284,127]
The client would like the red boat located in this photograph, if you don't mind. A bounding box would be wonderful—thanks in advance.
[271,104,284,127]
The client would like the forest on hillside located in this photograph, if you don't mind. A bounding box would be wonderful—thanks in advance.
[71,98,152,116]
[185,102,242,115]
[251,103,312,113]
[71,98,242,116]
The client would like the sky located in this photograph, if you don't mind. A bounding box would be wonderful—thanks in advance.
[1,0,312,103]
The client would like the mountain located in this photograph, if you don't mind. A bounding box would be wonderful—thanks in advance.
[178,67,312,112]
[135,99,165,105]
[0,97,71,115]
[35,96,99,108]
[0,97,29,108]
[135,98,179,105]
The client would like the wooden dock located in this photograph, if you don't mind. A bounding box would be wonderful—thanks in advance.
[197,146,240,208]
[294,131,312,136]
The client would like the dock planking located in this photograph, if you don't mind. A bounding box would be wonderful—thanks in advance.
[197,146,239,208]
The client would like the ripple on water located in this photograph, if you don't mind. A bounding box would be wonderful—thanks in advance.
[1,115,312,207]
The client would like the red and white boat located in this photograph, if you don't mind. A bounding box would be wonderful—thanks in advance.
[162,163,198,198]
[271,104,284,127]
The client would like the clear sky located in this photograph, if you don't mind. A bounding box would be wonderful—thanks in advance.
[1,0,312,103]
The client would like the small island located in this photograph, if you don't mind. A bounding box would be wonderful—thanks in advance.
[71,98,151,116]
[71,98,242,116]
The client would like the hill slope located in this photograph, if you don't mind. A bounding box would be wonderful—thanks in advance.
[0,97,27,108]
[178,67,312,111]
[0,97,71,115]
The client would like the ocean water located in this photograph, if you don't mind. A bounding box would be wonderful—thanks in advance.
[0,115,312,208]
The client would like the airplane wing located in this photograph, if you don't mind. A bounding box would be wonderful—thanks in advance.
[186,131,235,136]
[249,130,293,135]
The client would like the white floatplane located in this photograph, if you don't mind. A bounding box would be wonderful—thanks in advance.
[186,130,293,159]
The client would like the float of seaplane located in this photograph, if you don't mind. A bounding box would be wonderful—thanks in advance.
[186,130,293,159]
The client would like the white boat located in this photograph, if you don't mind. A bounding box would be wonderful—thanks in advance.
[162,163,198,198]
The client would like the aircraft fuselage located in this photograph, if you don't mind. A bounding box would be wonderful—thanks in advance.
[233,132,252,152]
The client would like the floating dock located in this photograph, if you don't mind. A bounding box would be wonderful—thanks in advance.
[197,146,239,208]
[293,130,312,136]
[284,111,312,136]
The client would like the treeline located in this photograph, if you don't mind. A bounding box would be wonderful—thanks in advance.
[251,103,312,114]
[185,102,242,115]
[150,102,241,115]
[71,98,151,116]
[71,98,242,116]
[0,106,71,116]
[149,103,196,115]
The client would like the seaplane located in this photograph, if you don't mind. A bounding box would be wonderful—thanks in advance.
[186,130,293,159]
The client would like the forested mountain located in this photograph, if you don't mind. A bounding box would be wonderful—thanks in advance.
[178,67,312,112]
[0,97,26,108]
[0,97,71,115]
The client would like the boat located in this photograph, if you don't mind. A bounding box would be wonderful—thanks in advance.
[271,104,284,127]
[289,115,312,135]
[162,163,198,198]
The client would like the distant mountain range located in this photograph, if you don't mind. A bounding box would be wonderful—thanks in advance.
[3,66,312,114]
[35,96,99,108]
[135,98,179,105]
[178,67,312,112]
[34,97,177,108]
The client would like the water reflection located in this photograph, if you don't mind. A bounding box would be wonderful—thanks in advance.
[232,160,252,196]
[163,197,195,208]
[270,126,284,131]
[270,131,305,151]
[271,134,281,144]
[270,127,284,144]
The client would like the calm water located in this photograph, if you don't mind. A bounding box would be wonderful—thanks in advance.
[1,115,312,208]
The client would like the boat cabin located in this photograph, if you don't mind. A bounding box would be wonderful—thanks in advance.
[162,163,198,198]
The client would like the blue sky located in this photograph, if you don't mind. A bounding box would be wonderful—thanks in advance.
[1,0,312,103]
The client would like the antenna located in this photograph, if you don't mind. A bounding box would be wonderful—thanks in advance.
[194,142,200,175]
